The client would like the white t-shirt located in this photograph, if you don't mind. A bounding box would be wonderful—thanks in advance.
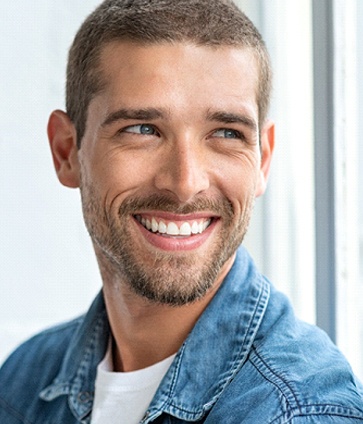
[91,342,175,424]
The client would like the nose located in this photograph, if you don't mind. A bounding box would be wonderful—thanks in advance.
[154,137,210,203]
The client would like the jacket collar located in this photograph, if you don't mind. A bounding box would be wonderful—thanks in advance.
[39,246,269,423]
[39,292,110,421]
[146,246,270,422]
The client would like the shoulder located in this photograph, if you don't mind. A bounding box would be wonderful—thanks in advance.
[208,282,363,423]
[0,316,84,378]
[248,285,363,421]
[247,338,363,422]
[0,316,84,420]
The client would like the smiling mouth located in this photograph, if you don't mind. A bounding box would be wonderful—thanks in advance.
[134,215,212,237]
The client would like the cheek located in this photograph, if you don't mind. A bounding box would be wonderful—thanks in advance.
[91,151,157,204]
[212,154,260,203]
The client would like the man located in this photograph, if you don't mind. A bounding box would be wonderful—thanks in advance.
[1,0,363,422]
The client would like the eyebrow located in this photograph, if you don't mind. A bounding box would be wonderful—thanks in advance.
[206,110,258,133]
[101,108,167,127]
[101,107,258,133]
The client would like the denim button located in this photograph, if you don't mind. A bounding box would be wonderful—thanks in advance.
[77,391,92,403]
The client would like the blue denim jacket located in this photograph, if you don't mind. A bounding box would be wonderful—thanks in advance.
[1,247,363,423]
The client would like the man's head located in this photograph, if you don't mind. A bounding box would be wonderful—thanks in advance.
[48,0,274,306]
[66,0,272,147]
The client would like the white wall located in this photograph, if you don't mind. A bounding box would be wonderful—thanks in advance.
[240,0,316,324]
[0,1,102,364]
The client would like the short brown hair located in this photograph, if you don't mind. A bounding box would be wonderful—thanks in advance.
[66,0,272,147]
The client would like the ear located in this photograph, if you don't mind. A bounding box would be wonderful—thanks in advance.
[255,120,275,197]
[47,110,80,188]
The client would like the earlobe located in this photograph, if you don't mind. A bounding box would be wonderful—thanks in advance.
[48,110,80,188]
[255,120,275,197]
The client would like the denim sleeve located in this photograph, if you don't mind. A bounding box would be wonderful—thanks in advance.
[283,415,363,423]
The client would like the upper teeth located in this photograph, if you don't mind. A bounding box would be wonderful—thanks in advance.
[137,216,211,236]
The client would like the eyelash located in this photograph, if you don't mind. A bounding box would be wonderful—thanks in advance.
[119,124,245,141]
[121,124,159,136]
[212,128,244,140]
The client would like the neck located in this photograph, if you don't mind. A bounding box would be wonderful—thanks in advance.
[96,250,235,372]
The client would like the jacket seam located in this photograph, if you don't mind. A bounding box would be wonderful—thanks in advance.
[271,404,363,423]
[0,396,32,424]
[250,349,301,412]
[236,276,269,362]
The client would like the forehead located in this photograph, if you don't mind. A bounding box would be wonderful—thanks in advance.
[93,41,259,120]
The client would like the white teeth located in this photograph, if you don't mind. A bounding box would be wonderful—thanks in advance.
[158,221,167,234]
[191,222,199,234]
[151,218,158,232]
[179,222,192,236]
[167,222,179,235]
[138,216,211,236]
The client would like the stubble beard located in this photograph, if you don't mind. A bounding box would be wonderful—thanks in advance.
[80,182,254,306]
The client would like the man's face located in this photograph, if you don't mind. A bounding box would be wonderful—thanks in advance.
[74,42,272,305]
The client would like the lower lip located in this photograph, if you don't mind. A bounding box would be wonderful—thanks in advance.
[134,218,218,252]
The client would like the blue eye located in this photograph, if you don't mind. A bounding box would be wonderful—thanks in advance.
[124,124,157,135]
[213,129,242,139]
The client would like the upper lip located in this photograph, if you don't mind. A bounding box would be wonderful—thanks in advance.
[133,211,219,221]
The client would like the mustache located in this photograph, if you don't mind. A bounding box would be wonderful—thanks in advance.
[118,194,234,218]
